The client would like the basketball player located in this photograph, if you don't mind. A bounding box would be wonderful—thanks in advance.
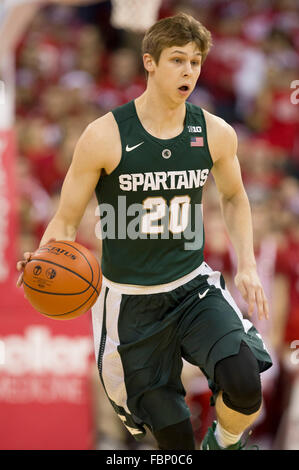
[17,13,272,450]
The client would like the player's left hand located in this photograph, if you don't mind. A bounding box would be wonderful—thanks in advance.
[234,268,269,320]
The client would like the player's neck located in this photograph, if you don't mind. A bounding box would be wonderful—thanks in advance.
[135,90,186,140]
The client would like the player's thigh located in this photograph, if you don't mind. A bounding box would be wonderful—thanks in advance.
[180,289,246,373]
[180,288,272,384]
[93,286,190,434]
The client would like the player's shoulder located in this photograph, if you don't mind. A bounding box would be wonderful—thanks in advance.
[85,111,119,142]
[73,111,121,171]
[87,101,135,137]
[77,111,120,154]
[202,108,237,140]
[202,109,238,163]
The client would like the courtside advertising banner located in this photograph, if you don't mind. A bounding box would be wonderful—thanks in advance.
[0,130,95,450]
[0,306,95,450]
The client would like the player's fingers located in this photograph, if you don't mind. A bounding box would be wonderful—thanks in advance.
[24,252,32,261]
[256,287,264,320]
[236,279,248,301]
[238,280,256,317]
[16,260,27,271]
[16,252,33,286]
[16,272,24,288]
[247,287,256,317]
[16,252,32,272]
[261,290,269,320]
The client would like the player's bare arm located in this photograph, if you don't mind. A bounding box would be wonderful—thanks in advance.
[204,110,269,321]
[16,112,121,286]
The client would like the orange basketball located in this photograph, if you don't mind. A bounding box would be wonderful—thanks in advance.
[23,240,102,320]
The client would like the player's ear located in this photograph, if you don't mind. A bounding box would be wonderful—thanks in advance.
[143,53,156,74]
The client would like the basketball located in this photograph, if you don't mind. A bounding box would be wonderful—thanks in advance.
[23,240,102,320]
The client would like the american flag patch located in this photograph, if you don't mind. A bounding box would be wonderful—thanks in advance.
[191,136,204,147]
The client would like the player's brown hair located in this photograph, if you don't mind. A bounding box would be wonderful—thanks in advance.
[142,13,212,69]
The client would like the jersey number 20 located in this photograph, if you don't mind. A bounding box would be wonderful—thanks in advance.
[141,196,191,235]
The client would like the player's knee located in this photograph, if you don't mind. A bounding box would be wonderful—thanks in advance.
[221,373,262,415]
[214,341,262,415]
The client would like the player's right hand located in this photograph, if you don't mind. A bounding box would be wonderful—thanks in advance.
[16,238,56,287]
[16,252,33,287]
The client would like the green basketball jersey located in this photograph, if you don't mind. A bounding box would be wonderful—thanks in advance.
[95,100,213,285]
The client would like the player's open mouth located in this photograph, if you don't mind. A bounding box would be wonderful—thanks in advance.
[178,85,190,94]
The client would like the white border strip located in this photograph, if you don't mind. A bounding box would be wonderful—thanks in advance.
[102,261,209,295]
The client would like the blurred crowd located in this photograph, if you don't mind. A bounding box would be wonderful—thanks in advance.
[15,0,299,450]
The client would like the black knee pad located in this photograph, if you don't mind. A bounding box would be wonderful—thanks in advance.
[153,418,195,450]
[214,341,262,415]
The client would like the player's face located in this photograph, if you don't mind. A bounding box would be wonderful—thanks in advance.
[150,42,202,102]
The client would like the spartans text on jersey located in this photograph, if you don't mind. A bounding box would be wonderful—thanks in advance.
[119,169,210,192]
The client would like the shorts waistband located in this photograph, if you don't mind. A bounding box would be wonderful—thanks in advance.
[102,262,212,295]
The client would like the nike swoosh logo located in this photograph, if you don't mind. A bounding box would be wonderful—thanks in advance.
[198,288,209,300]
[126,142,144,152]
